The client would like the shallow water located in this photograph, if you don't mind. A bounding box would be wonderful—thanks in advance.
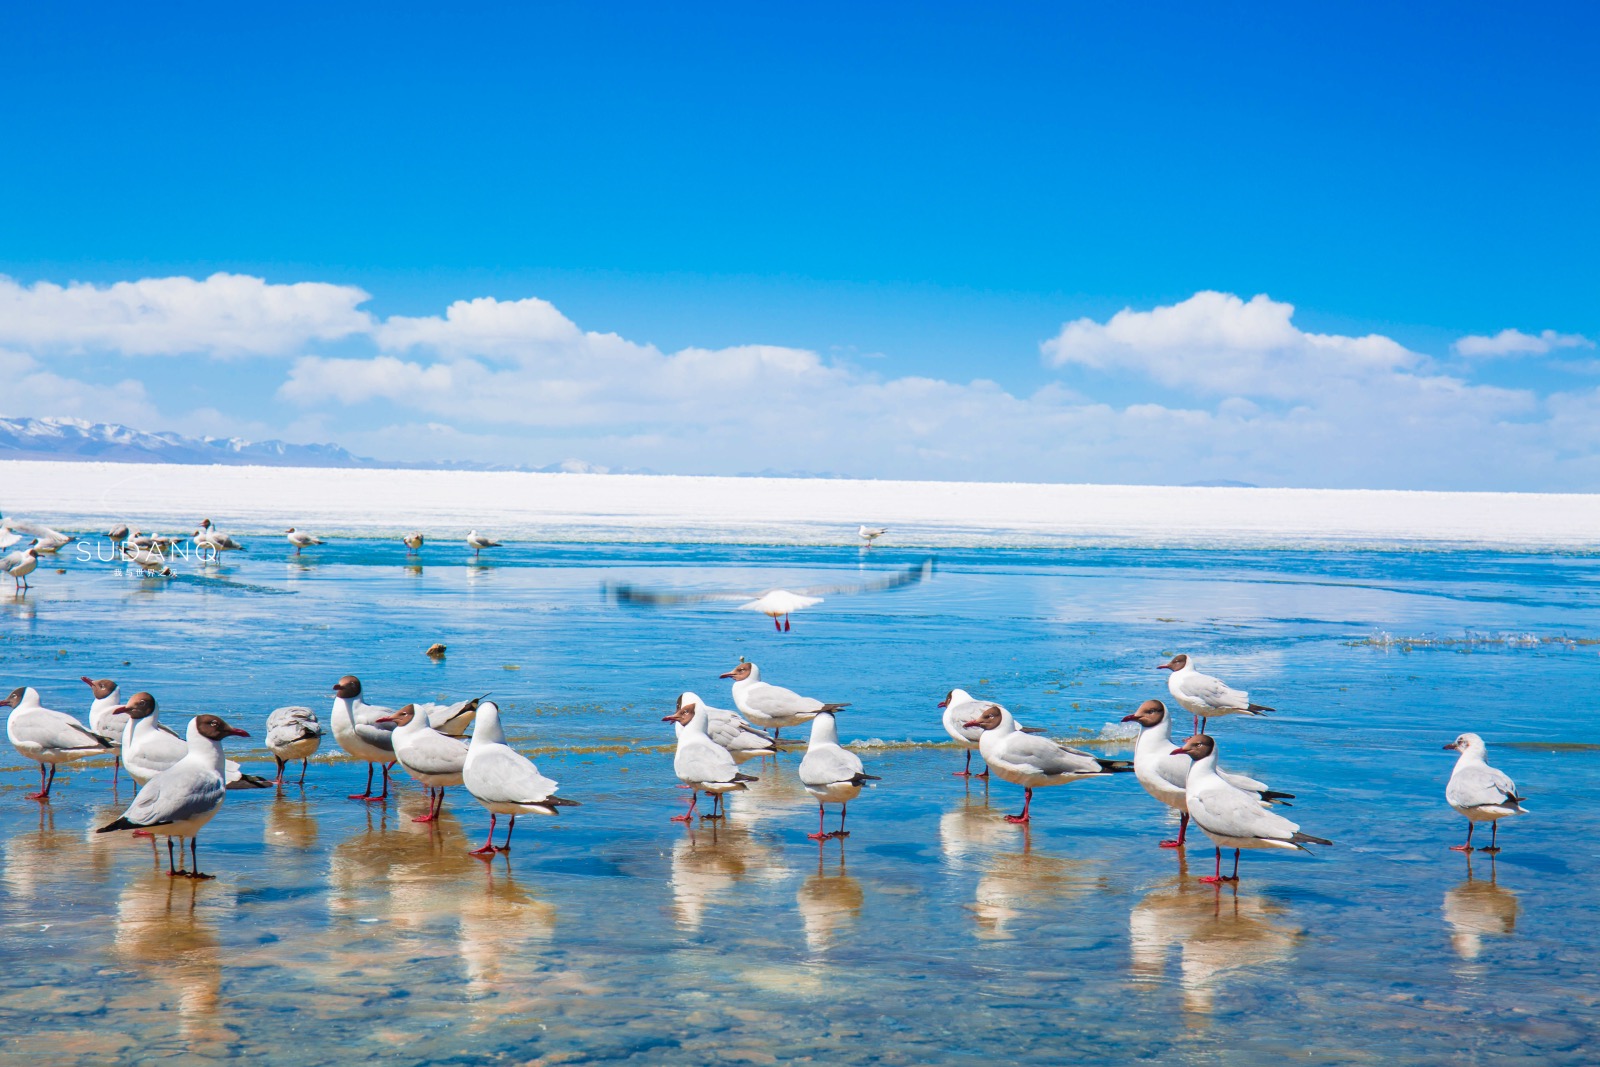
[2,540,1598,1065]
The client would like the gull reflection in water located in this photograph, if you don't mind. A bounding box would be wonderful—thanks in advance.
[724,760,814,831]
[796,839,863,956]
[327,802,477,927]
[938,793,1015,869]
[458,855,558,1005]
[264,793,320,850]
[1129,859,1301,1016]
[968,828,1102,941]
[113,869,232,1051]
[1443,854,1518,962]
[670,820,789,933]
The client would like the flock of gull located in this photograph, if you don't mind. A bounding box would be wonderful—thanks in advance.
[2,634,1529,882]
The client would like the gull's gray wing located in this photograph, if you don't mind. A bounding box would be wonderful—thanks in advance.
[999,732,1104,777]
[799,745,866,788]
[121,767,225,828]
[676,742,741,786]
[1190,783,1300,841]
[468,746,558,804]
[397,729,468,777]
[14,710,114,753]
[1448,764,1522,810]
[1177,673,1250,712]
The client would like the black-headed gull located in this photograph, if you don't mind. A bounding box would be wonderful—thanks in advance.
[193,519,244,558]
[856,525,888,547]
[330,675,399,801]
[122,545,174,576]
[466,530,501,558]
[662,701,758,821]
[116,692,271,790]
[677,691,776,763]
[4,544,40,590]
[1122,699,1292,848]
[1172,734,1330,882]
[1158,654,1273,734]
[938,688,1047,776]
[9,520,75,554]
[411,695,483,737]
[97,713,249,878]
[721,659,847,742]
[379,703,468,823]
[265,706,322,785]
[83,676,129,788]
[3,686,116,800]
[797,709,879,839]
[605,558,933,631]
[285,528,325,555]
[965,704,1133,823]
[462,700,578,854]
[1443,733,1527,853]
[403,531,425,554]
[109,523,130,546]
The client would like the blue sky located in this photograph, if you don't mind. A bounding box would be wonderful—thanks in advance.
[0,4,1596,488]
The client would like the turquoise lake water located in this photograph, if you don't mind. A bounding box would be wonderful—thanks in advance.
[1,538,1597,1064]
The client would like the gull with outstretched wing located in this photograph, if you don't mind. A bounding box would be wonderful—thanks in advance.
[605,557,933,631]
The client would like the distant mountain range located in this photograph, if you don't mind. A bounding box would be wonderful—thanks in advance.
[0,416,649,474]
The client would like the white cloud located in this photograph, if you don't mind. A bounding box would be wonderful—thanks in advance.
[2,274,1596,490]
[0,273,372,357]
[1453,327,1594,359]
[1040,291,1420,399]
[0,350,159,425]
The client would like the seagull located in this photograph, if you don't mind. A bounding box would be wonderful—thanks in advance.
[330,675,399,802]
[410,695,483,738]
[0,516,19,550]
[1122,699,1293,848]
[285,528,325,555]
[965,704,1133,823]
[193,519,244,559]
[857,525,888,546]
[604,558,934,632]
[797,708,880,840]
[116,693,271,789]
[676,691,777,763]
[662,701,759,821]
[2,686,116,800]
[97,713,249,879]
[130,530,186,552]
[466,530,501,558]
[1158,654,1273,734]
[403,531,425,554]
[108,523,130,546]
[721,659,847,741]
[265,706,322,785]
[8,519,75,554]
[379,704,468,823]
[1172,733,1331,883]
[1443,733,1527,853]
[83,676,130,787]
[3,544,40,590]
[938,689,1052,776]
[462,699,578,855]
[123,545,174,576]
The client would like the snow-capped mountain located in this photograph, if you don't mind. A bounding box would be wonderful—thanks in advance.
[0,416,373,467]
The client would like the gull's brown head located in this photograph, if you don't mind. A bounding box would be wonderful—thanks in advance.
[1157,654,1189,672]
[1121,699,1167,727]
[81,677,118,699]
[196,714,249,741]
[1171,733,1215,759]
[333,676,362,699]
[962,705,1004,731]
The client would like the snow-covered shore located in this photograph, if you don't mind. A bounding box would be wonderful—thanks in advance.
[3,459,1597,549]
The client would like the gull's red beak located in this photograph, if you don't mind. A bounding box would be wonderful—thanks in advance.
[1120,713,1138,722]
[936,700,948,708]
[718,671,735,679]
[1170,746,1188,756]
[375,715,395,724]
[962,720,982,729]
[229,728,250,738]
[1156,662,1177,670]
[661,713,678,722]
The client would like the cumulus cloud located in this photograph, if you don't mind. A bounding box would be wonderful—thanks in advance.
[1040,291,1420,399]
[0,273,372,357]
[0,350,159,425]
[2,273,1597,489]
[1453,328,1594,359]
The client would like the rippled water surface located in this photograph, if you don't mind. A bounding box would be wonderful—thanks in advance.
[2,539,1598,1065]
